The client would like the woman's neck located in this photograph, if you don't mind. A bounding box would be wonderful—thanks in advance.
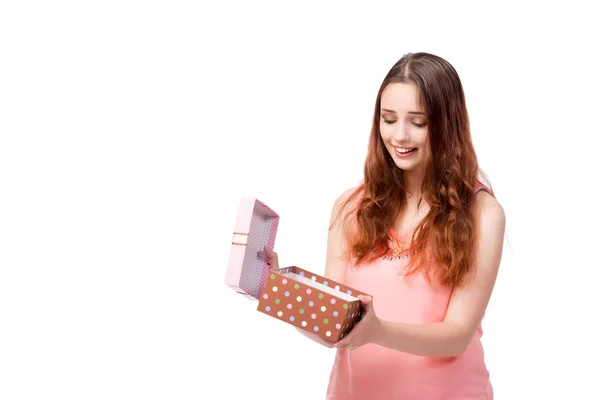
[403,169,425,207]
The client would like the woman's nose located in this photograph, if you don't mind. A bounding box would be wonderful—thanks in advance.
[392,124,410,142]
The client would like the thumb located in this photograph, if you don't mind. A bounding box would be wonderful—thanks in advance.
[264,246,279,268]
[357,295,373,310]
[264,245,275,257]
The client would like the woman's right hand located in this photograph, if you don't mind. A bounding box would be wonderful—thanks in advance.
[263,246,280,270]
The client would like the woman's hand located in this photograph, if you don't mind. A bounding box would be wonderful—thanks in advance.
[263,246,280,270]
[334,295,380,351]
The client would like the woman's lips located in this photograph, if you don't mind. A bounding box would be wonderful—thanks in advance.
[395,147,417,158]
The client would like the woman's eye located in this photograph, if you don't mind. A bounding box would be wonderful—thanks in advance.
[382,118,426,127]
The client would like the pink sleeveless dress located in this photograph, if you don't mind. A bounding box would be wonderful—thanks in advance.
[326,182,494,400]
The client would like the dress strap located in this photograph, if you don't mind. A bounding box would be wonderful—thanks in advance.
[474,180,494,197]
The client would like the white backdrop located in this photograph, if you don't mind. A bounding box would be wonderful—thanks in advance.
[1,1,599,399]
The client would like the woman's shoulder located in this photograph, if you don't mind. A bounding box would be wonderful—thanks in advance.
[333,183,364,209]
[329,184,364,232]
[473,180,505,226]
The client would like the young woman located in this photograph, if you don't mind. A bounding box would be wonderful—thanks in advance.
[265,52,505,399]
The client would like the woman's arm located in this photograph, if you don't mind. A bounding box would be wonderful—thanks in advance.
[265,188,356,348]
[336,192,506,356]
[323,187,356,283]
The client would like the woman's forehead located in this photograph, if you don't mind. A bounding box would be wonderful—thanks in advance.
[381,83,424,113]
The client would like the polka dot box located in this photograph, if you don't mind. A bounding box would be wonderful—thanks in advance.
[258,266,370,343]
[225,197,279,300]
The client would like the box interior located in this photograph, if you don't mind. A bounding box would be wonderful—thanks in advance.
[281,271,359,301]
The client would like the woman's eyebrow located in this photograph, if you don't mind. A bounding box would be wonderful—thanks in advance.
[381,108,426,115]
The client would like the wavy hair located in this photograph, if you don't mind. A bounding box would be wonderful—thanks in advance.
[333,52,493,288]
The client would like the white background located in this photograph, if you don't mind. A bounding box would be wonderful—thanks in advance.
[1,1,599,399]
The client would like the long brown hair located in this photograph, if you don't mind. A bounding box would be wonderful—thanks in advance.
[333,52,493,288]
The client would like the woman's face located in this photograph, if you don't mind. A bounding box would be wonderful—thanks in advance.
[379,82,430,172]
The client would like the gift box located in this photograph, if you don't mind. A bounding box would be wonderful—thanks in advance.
[257,266,369,343]
[225,197,279,300]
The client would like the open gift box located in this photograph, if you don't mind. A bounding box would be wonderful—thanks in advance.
[225,197,369,342]
[225,197,279,300]
[258,266,369,343]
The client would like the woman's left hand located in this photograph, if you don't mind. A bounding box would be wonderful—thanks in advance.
[334,295,380,351]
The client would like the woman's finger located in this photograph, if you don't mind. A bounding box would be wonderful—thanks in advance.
[264,246,279,269]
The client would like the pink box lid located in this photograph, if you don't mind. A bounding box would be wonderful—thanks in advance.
[225,197,279,299]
